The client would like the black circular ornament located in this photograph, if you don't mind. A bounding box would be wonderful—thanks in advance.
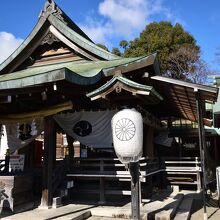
[73,120,92,137]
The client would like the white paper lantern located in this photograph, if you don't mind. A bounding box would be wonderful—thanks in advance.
[111,109,143,164]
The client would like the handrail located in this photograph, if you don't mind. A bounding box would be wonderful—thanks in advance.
[68,157,201,182]
[161,157,200,160]
[67,156,202,201]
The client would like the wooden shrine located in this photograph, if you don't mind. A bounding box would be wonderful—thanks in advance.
[0,0,218,211]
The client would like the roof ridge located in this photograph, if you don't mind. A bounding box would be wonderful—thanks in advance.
[40,0,93,43]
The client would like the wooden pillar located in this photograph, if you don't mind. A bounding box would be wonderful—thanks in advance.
[40,116,56,208]
[143,126,154,157]
[130,162,140,220]
[195,90,207,219]
[66,135,75,159]
[4,153,10,174]
[214,137,219,167]
[178,137,182,158]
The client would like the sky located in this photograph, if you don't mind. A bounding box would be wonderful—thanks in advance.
[0,0,220,73]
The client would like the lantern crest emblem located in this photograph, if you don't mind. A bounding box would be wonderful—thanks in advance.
[115,118,136,141]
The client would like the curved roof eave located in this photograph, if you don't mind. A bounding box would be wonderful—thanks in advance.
[103,52,160,77]
[0,57,146,89]
[87,75,163,100]
[0,68,104,90]
[0,16,48,74]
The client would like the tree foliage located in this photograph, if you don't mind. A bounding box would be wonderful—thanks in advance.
[167,45,209,83]
[119,40,129,49]
[118,21,209,83]
[111,47,121,56]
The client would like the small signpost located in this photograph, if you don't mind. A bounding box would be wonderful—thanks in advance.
[9,155,25,172]
[112,109,143,220]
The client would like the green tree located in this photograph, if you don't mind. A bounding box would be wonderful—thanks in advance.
[96,43,109,51]
[111,47,121,56]
[121,21,208,82]
[119,40,128,50]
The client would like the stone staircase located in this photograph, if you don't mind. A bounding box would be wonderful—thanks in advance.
[88,192,194,220]
[174,197,193,220]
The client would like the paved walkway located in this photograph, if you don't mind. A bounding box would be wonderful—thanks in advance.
[191,206,220,220]
[0,192,219,219]
[191,194,220,220]
[1,204,95,220]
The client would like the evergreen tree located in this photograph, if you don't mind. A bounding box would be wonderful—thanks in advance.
[120,21,208,83]
[112,47,121,56]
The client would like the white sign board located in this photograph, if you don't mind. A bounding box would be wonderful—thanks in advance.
[9,155,25,172]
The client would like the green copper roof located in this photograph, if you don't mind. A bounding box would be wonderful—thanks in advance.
[0,57,148,89]
[87,76,163,100]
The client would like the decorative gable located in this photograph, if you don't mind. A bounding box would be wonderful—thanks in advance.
[40,32,60,46]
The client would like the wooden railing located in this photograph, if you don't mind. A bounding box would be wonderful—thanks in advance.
[67,157,160,179]
[67,157,161,203]
[161,157,201,191]
[66,156,202,203]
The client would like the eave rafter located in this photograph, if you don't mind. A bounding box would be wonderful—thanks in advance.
[150,75,219,125]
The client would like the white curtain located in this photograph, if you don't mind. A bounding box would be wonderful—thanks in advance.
[54,110,117,148]
[6,118,43,152]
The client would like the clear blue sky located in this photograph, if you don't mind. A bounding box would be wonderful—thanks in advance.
[0,0,220,73]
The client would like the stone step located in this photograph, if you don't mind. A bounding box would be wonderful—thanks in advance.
[145,193,184,220]
[173,198,193,220]
[91,207,144,219]
[58,210,91,220]
[87,216,124,220]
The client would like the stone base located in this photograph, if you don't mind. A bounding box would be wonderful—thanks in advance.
[52,197,62,208]
[38,205,52,210]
